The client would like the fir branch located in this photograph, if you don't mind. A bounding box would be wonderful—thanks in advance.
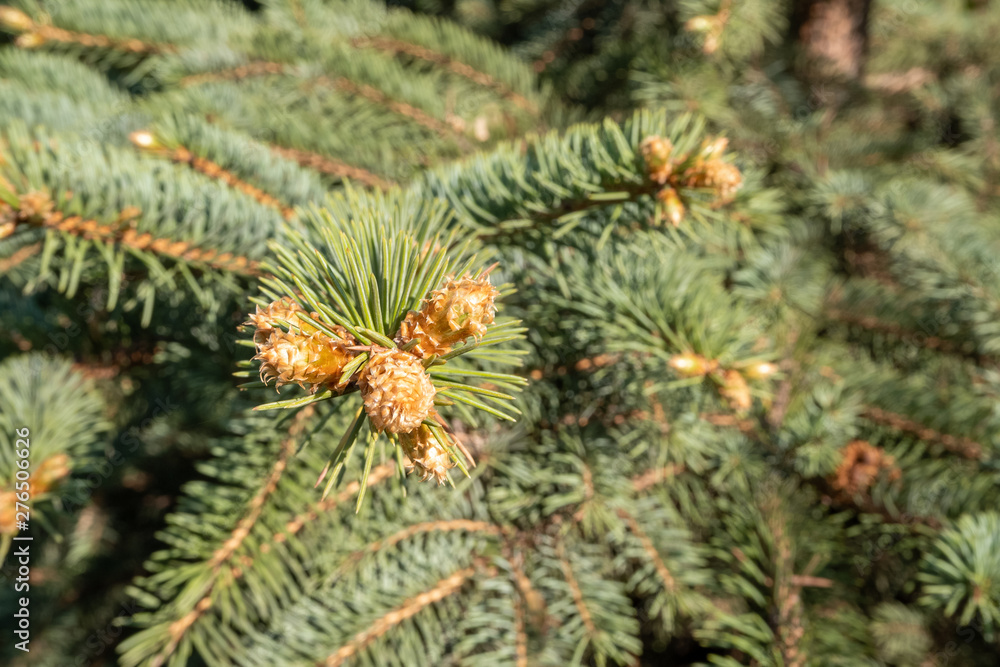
[861,406,984,460]
[274,462,396,540]
[177,61,470,144]
[762,497,806,667]
[351,35,539,114]
[178,61,286,87]
[324,76,470,144]
[512,593,528,667]
[346,519,502,560]
[322,564,481,667]
[826,308,973,359]
[209,408,312,569]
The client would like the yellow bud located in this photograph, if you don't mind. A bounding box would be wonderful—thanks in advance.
[129,131,159,150]
[684,16,713,33]
[359,348,436,434]
[656,187,685,227]
[14,31,44,48]
[400,274,499,358]
[743,361,778,379]
[669,352,717,377]
[0,6,34,32]
[398,425,456,484]
[640,136,674,184]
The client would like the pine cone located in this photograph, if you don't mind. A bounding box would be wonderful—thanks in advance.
[399,275,499,358]
[359,347,436,433]
[398,424,455,484]
[640,136,674,185]
[247,297,335,345]
[684,159,743,204]
[832,440,900,497]
[255,330,356,391]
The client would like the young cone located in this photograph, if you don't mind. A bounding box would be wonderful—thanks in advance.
[359,347,436,433]
[641,136,674,184]
[397,424,456,484]
[255,330,356,392]
[248,297,330,345]
[399,274,500,358]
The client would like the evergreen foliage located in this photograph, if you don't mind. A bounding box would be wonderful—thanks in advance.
[1,0,1000,665]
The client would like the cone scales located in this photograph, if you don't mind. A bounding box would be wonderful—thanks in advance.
[398,425,456,484]
[359,348,436,433]
[399,275,500,358]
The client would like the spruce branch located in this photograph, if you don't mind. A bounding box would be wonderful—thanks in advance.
[246,190,524,501]
[861,407,984,460]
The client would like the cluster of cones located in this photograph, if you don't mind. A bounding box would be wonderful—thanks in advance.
[640,134,743,227]
[247,274,500,484]
[668,352,776,413]
[0,454,71,535]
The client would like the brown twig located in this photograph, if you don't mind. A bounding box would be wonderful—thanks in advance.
[630,465,684,493]
[556,537,596,634]
[11,196,259,275]
[17,23,174,55]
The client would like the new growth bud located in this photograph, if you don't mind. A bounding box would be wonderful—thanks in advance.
[0,6,34,32]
